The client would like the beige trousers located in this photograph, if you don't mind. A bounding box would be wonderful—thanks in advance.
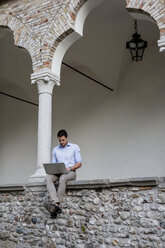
[46,171,76,203]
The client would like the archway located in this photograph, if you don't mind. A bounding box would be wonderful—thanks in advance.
[51,0,165,180]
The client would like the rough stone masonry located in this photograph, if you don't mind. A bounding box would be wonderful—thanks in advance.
[0,179,165,248]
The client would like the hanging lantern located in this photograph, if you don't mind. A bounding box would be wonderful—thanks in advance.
[126,20,147,62]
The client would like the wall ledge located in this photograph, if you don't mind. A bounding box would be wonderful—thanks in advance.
[0,177,164,192]
[0,184,25,192]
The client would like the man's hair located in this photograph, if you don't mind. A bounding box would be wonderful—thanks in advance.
[57,129,68,138]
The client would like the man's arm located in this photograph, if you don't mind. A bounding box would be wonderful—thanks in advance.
[67,144,82,172]
[67,162,82,172]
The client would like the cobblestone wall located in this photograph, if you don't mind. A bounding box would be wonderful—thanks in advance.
[0,183,165,248]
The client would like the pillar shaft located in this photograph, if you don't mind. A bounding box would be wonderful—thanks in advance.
[37,92,52,171]
[29,69,60,183]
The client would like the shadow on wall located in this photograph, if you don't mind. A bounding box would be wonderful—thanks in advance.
[61,63,111,110]
[0,87,38,184]
[52,63,112,139]
[0,26,38,184]
[52,44,165,180]
[0,26,34,102]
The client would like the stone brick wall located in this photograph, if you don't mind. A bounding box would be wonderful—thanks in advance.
[0,0,164,74]
[0,179,165,248]
[0,0,87,72]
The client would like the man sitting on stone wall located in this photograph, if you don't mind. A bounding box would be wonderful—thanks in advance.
[44,129,82,218]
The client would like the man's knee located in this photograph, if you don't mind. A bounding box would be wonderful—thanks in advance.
[46,174,54,183]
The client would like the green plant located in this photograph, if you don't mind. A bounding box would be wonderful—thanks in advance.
[81,225,86,233]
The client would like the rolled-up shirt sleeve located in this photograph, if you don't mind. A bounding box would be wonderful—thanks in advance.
[74,145,82,163]
[52,148,57,163]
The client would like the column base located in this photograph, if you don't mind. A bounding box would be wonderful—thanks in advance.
[28,168,46,183]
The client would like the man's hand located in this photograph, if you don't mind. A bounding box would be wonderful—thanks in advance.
[66,167,71,172]
[66,162,82,172]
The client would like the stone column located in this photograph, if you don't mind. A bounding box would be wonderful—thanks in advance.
[29,69,60,183]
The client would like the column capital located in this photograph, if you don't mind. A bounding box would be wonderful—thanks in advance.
[31,69,60,94]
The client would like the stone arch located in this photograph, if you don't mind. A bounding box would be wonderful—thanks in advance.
[0,14,39,72]
[49,0,165,77]
[40,0,88,72]
[0,0,164,75]
[126,0,165,53]
[51,0,103,77]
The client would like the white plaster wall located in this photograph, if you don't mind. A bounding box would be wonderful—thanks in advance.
[1,0,165,183]
[52,44,165,180]
[0,86,38,184]
[1,44,165,184]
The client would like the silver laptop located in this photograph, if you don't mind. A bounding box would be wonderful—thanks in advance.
[43,163,68,174]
